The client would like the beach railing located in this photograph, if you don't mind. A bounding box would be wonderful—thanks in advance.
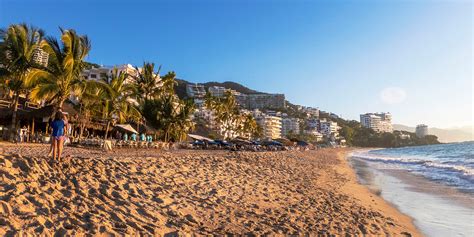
[25,101,41,109]
[0,100,10,108]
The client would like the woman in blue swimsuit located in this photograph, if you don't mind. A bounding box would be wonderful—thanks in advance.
[50,111,67,161]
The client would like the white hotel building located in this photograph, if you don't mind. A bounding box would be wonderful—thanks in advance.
[319,119,339,137]
[253,110,282,139]
[416,124,429,138]
[82,64,141,84]
[281,117,300,137]
[31,47,49,67]
[360,112,393,133]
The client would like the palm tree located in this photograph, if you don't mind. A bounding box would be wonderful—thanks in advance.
[166,98,195,142]
[205,90,242,139]
[97,69,140,138]
[159,71,178,97]
[132,62,161,101]
[139,69,193,141]
[76,85,102,138]
[0,24,45,141]
[26,28,91,110]
[142,96,195,142]
[240,113,259,139]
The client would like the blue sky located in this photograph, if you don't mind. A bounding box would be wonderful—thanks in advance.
[1,0,472,128]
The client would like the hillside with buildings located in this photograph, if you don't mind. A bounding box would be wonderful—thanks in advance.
[181,79,440,147]
[0,56,440,147]
[160,76,441,147]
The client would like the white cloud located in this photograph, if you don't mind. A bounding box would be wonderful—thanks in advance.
[380,87,407,104]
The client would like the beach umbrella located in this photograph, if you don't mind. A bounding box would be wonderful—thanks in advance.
[114,124,138,134]
[187,133,214,142]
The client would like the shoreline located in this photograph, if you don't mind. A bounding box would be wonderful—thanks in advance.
[349,149,474,237]
[0,143,421,235]
[340,149,422,236]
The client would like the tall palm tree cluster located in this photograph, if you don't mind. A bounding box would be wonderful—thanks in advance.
[204,91,261,139]
[0,23,194,142]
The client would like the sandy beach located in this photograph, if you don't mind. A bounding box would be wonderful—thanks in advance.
[0,143,420,236]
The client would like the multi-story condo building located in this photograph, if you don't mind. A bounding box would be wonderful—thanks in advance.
[303,129,323,141]
[193,108,218,131]
[302,106,320,118]
[253,110,281,139]
[74,64,156,104]
[360,112,393,133]
[281,117,300,137]
[416,124,429,138]
[186,83,207,107]
[193,107,246,139]
[82,64,141,84]
[241,94,285,110]
[208,86,226,97]
[206,86,285,110]
[208,86,241,98]
[31,47,49,67]
[82,67,110,81]
[186,83,206,98]
[266,110,283,117]
[307,118,319,130]
[319,119,339,137]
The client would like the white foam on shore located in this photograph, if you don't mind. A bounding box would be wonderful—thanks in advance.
[351,151,474,177]
[351,158,474,237]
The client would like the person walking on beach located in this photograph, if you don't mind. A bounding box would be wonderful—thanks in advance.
[50,111,67,162]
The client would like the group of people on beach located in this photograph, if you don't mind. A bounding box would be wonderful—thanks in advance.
[119,132,153,142]
[16,126,29,143]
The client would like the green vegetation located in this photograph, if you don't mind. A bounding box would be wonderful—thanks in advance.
[0,24,45,140]
[96,68,141,139]
[138,67,194,142]
[27,29,92,110]
[141,96,195,142]
[204,91,261,139]
[0,24,195,142]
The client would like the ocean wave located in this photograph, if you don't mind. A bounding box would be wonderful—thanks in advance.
[351,152,474,177]
[423,162,474,177]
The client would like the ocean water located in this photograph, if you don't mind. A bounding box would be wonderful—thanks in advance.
[352,141,474,193]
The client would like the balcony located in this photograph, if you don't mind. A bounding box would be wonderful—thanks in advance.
[25,101,41,109]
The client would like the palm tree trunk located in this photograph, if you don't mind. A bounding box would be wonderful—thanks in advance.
[165,127,169,143]
[105,121,110,139]
[79,123,85,138]
[9,93,20,142]
[58,99,64,111]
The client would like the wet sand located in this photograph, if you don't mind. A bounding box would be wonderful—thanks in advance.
[0,143,420,235]
[351,157,474,237]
